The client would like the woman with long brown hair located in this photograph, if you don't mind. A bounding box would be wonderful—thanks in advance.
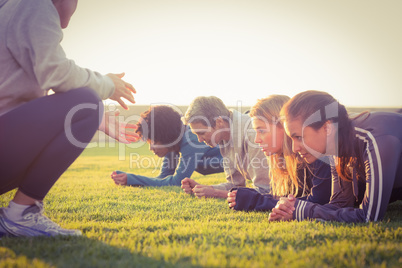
[270,90,402,222]
[227,95,331,211]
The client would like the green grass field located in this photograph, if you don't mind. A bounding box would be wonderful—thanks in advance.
[0,144,401,268]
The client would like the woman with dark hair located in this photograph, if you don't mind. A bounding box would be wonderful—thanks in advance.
[227,95,331,211]
[270,90,402,222]
[111,105,223,187]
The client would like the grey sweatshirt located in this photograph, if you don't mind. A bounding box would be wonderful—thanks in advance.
[0,0,114,116]
[212,110,270,194]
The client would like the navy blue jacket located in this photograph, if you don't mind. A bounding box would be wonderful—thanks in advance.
[293,112,402,222]
[233,157,332,211]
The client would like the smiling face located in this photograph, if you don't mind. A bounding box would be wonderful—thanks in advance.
[284,118,328,164]
[252,118,284,156]
[148,141,171,158]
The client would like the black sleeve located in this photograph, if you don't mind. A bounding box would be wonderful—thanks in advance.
[233,187,278,211]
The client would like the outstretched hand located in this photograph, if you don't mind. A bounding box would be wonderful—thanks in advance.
[107,72,136,110]
[99,110,139,144]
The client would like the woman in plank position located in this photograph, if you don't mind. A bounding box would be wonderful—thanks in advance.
[270,90,402,222]
[227,95,332,211]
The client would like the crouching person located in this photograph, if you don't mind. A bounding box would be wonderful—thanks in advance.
[0,0,137,237]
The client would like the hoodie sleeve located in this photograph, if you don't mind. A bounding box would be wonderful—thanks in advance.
[116,131,213,187]
[155,152,179,178]
[233,187,278,211]
[7,0,114,99]
[212,169,246,191]
[293,133,401,222]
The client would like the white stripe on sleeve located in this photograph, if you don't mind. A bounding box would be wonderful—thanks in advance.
[296,200,307,221]
[355,127,383,222]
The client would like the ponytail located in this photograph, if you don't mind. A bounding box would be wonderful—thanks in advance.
[281,90,358,182]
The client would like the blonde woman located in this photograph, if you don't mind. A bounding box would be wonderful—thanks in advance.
[227,95,331,211]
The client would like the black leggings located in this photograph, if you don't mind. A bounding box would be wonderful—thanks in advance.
[0,88,103,200]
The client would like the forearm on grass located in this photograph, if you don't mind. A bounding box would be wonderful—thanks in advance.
[213,189,230,199]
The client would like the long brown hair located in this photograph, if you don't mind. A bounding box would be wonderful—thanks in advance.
[250,95,302,197]
[281,90,358,181]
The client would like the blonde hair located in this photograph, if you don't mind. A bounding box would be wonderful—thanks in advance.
[250,95,303,197]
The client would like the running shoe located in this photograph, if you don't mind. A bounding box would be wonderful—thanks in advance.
[0,202,82,237]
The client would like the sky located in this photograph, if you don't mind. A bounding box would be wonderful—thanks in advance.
[61,0,402,107]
